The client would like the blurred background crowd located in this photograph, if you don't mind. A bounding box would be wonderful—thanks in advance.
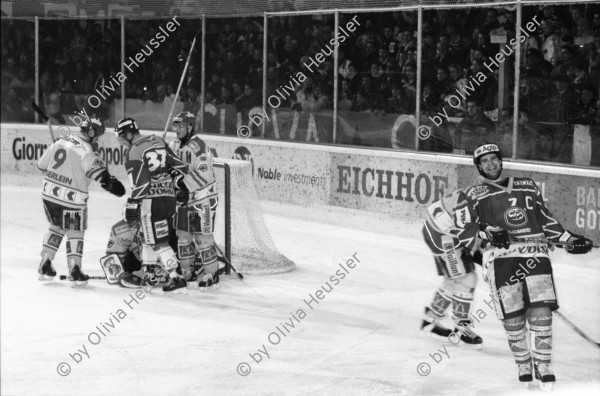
[2,3,600,165]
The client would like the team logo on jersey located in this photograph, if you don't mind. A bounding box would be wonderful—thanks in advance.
[455,207,471,228]
[504,207,528,227]
[199,164,208,172]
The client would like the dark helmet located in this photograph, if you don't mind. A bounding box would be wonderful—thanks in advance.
[115,117,140,146]
[473,143,503,179]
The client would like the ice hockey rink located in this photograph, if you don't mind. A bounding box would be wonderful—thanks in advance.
[1,173,599,396]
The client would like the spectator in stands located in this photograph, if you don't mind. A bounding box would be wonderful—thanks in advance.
[524,48,553,78]
[574,85,597,125]
[234,83,261,114]
[399,62,416,111]
[454,98,496,154]
[545,74,578,162]
[1,57,18,87]
[4,87,31,122]
[551,46,576,77]
[386,83,410,115]
[185,64,202,92]
[338,80,353,112]
[297,82,331,113]
[541,19,561,66]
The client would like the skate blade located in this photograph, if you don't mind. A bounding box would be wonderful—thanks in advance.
[38,274,55,281]
[539,381,553,391]
[165,287,189,295]
[70,280,88,287]
[418,330,449,341]
[199,283,220,292]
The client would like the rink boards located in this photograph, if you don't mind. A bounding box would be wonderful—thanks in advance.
[2,123,599,241]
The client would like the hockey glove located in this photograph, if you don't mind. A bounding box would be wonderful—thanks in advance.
[482,226,510,249]
[99,171,126,197]
[559,230,593,254]
[123,198,140,227]
[172,174,189,206]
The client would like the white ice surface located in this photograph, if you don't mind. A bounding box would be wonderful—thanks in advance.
[1,174,599,396]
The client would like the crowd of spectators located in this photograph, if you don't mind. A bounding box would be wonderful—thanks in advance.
[2,3,600,163]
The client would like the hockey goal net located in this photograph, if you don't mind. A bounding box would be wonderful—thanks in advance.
[213,158,295,275]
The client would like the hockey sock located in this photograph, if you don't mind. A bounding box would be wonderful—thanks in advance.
[503,317,531,365]
[66,238,84,269]
[451,290,474,322]
[427,288,452,320]
[41,228,64,262]
[528,310,553,367]
[177,240,195,273]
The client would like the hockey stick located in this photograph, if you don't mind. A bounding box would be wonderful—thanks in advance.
[515,238,600,249]
[58,275,106,281]
[31,102,56,142]
[214,243,244,280]
[555,310,600,349]
[162,33,199,140]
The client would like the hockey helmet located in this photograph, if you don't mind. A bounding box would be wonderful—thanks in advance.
[115,117,140,147]
[81,117,105,140]
[473,143,503,179]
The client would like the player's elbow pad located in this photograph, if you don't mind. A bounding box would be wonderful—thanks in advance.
[99,171,126,197]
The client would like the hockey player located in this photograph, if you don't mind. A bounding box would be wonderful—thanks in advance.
[420,188,484,348]
[37,117,125,285]
[100,217,175,288]
[169,111,219,290]
[456,143,594,389]
[116,117,190,294]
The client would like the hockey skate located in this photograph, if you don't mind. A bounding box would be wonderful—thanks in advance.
[68,264,89,286]
[38,259,57,281]
[162,277,188,294]
[517,360,533,385]
[198,273,220,292]
[534,362,555,391]
[419,308,453,340]
[450,319,483,349]
[119,273,146,289]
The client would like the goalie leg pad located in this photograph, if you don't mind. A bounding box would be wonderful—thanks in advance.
[155,244,179,274]
[141,244,159,266]
[99,254,124,285]
[41,226,65,261]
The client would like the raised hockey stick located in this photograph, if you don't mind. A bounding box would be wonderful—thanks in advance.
[214,243,244,280]
[31,102,56,142]
[162,32,200,140]
[555,310,600,349]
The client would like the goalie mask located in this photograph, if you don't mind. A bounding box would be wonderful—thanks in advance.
[81,117,105,151]
[473,143,503,180]
[115,117,140,148]
[173,111,196,142]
